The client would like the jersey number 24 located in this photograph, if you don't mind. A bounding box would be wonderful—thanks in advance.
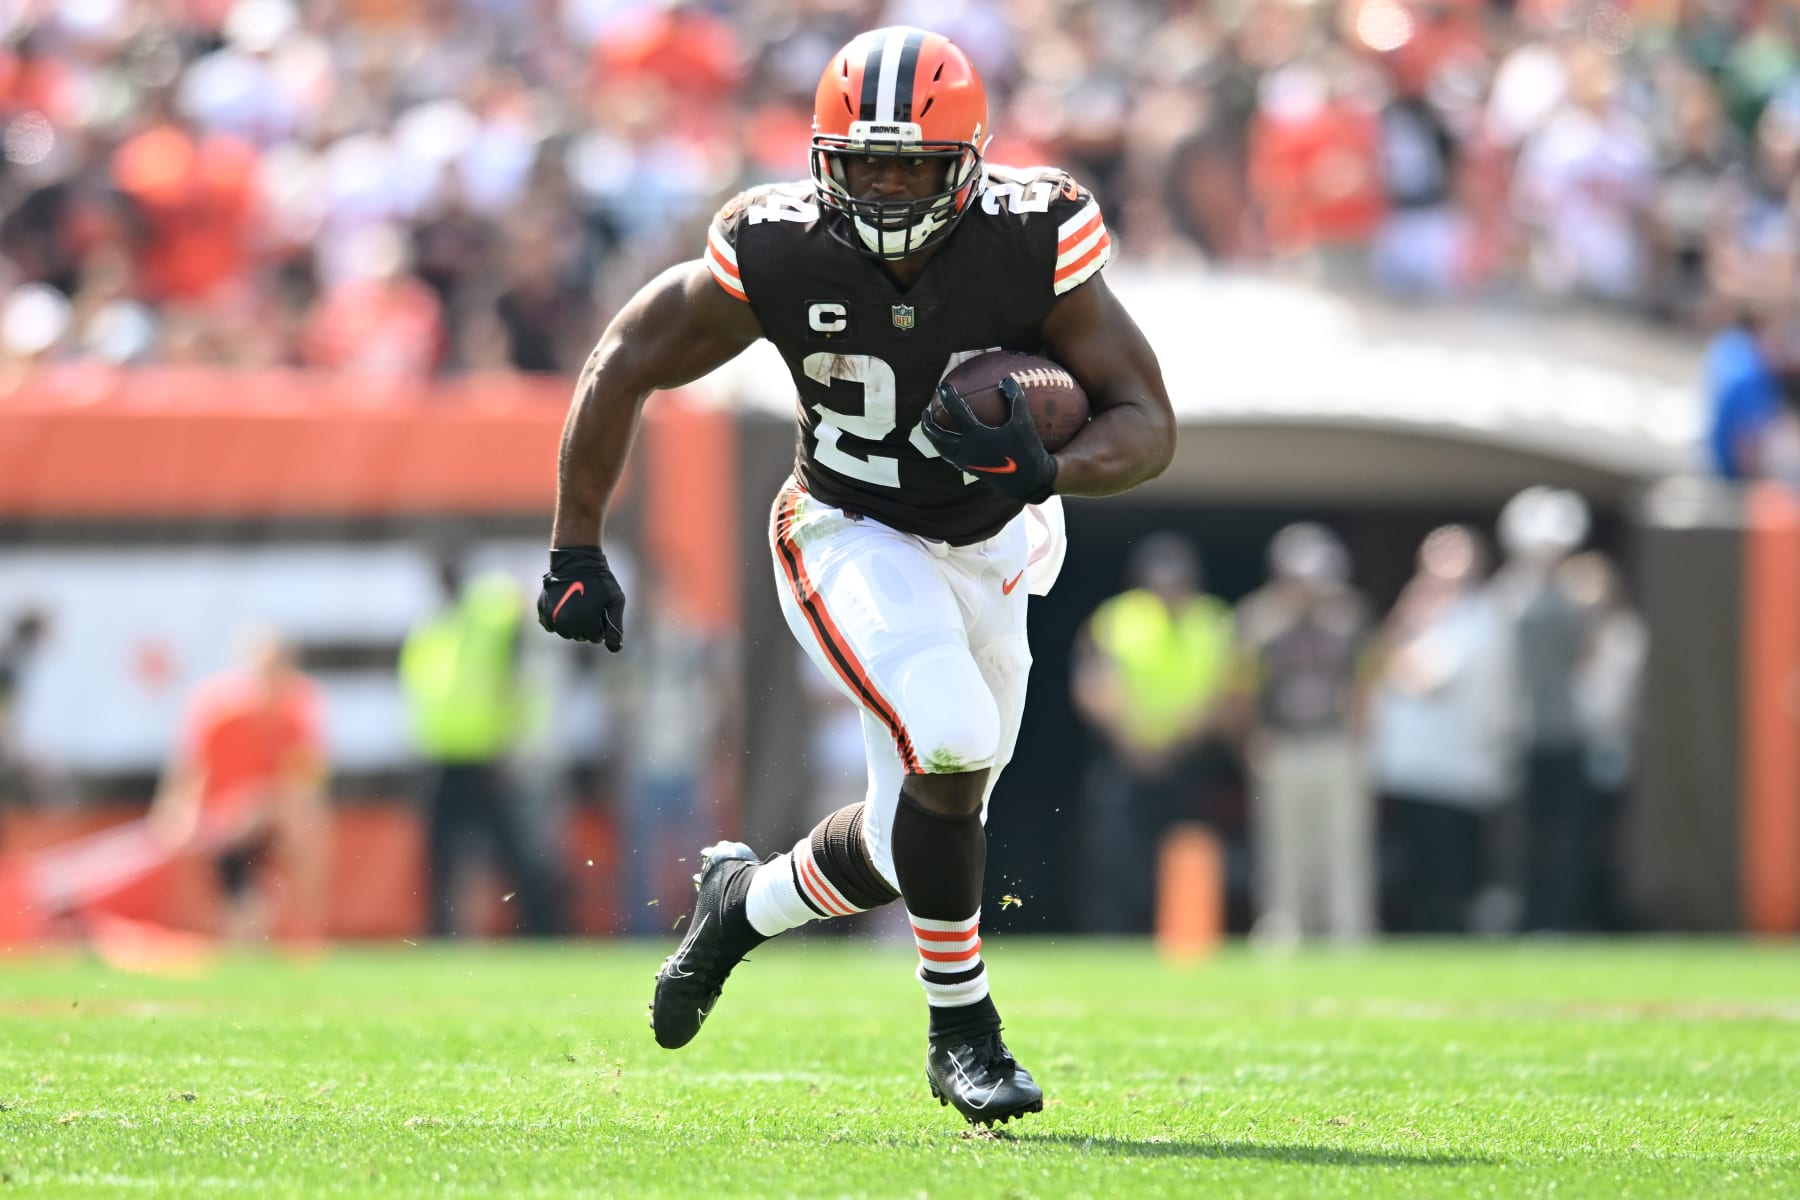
[802,350,991,488]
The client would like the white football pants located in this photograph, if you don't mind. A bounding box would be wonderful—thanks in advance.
[769,478,1064,891]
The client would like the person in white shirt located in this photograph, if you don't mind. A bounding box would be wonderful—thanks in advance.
[1371,526,1514,933]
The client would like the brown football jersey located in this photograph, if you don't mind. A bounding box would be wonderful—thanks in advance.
[705,165,1113,545]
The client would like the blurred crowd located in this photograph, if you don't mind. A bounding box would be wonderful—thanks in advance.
[1,0,1798,376]
[1074,486,1647,941]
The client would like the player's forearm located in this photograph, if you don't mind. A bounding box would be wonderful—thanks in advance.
[1051,399,1176,497]
[550,344,652,546]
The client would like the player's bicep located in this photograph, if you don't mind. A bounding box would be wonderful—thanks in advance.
[588,259,763,395]
[1041,273,1171,421]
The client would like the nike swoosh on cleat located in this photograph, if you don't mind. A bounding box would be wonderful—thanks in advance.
[969,458,1018,475]
[662,914,708,980]
[552,581,585,621]
[949,1054,1003,1109]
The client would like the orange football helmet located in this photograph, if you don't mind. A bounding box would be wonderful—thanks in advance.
[811,27,991,260]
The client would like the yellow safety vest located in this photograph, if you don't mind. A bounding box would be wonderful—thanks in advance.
[1090,589,1235,751]
[399,573,524,763]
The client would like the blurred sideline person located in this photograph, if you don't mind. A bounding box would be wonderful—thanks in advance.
[401,556,566,938]
[1235,524,1374,946]
[1561,551,1647,930]
[149,632,330,945]
[1071,534,1236,933]
[1493,487,1597,932]
[537,28,1176,1126]
[1371,527,1513,934]
[0,606,50,803]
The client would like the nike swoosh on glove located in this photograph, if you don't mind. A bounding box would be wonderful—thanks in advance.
[921,376,1058,504]
[538,546,627,651]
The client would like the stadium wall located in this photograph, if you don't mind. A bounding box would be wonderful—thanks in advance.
[4,369,1796,936]
[0,370,739,937]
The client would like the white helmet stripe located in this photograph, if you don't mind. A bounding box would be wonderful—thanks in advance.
[873,27,910,122]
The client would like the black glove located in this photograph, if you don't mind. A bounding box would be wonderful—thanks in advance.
[538,546,626,651]
[921,375,1059,504]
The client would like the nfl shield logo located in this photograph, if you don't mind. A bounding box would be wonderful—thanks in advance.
[891,304,916,331]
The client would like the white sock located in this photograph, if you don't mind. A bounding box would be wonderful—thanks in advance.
[909,909,989,1006]
[744,835,869,937]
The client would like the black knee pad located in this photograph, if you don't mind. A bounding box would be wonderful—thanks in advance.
[810,802,900,911]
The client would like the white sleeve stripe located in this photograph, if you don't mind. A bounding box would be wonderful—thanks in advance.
[1057,199,1102,241]
[706,241,741,283]
[706,255,746,297]
[1056,224,1107,267]
[1052,239,1110,295]
[707,227,738,267]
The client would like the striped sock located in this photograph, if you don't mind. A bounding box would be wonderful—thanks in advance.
[910,909,989,1007]
[744,836,868,936]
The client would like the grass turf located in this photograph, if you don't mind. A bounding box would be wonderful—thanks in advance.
[1,938,1797,1198]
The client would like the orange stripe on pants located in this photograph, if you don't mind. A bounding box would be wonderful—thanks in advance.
[772,488,922,772]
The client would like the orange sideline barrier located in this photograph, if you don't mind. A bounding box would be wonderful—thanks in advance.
[0,801,621,938]
[1743,484,1800,933]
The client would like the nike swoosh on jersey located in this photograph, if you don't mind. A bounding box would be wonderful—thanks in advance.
[969,458,1018,474]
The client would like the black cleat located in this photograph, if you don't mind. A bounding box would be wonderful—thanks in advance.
[650,840,758,1050]
[926,1030,1044,1127]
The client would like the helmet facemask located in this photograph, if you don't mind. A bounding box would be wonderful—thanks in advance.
[811,123,984,261]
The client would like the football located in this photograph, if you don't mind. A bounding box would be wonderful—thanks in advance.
[931,351,1090,452]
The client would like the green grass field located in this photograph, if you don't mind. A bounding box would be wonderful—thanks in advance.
[2,938,1798,1198]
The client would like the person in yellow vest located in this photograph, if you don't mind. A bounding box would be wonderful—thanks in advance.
[400,554,565,938]
[1071,534,1238,932]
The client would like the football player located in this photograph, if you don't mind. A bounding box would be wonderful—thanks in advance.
[539,26,1175,1126]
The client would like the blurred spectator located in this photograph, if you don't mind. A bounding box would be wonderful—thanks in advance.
[112,99,261,306]
[1250,54,1384,266]
[300,224,444,377]
[0,605,49,801]
[148,631,330,945]
[1071,534,1236,933]
[1649,64,1740,325]
[487,221,598,375]
[400,555,565,938]
[1510,45,1656,306]
[1235,523,1375,946]
[1371,524,1513,934]
[1705,97,1800,325]
[1704,306,1791,480]
[0,0,1795,367]
[1494,485,1598,933]
[1561,548,1647,929]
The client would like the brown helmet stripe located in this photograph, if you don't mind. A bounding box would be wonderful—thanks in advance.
[860,29,929,124]
[892,30,925,123]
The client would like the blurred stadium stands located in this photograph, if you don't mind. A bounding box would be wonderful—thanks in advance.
[0,0,1794,370]
[2,0,1800,942]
